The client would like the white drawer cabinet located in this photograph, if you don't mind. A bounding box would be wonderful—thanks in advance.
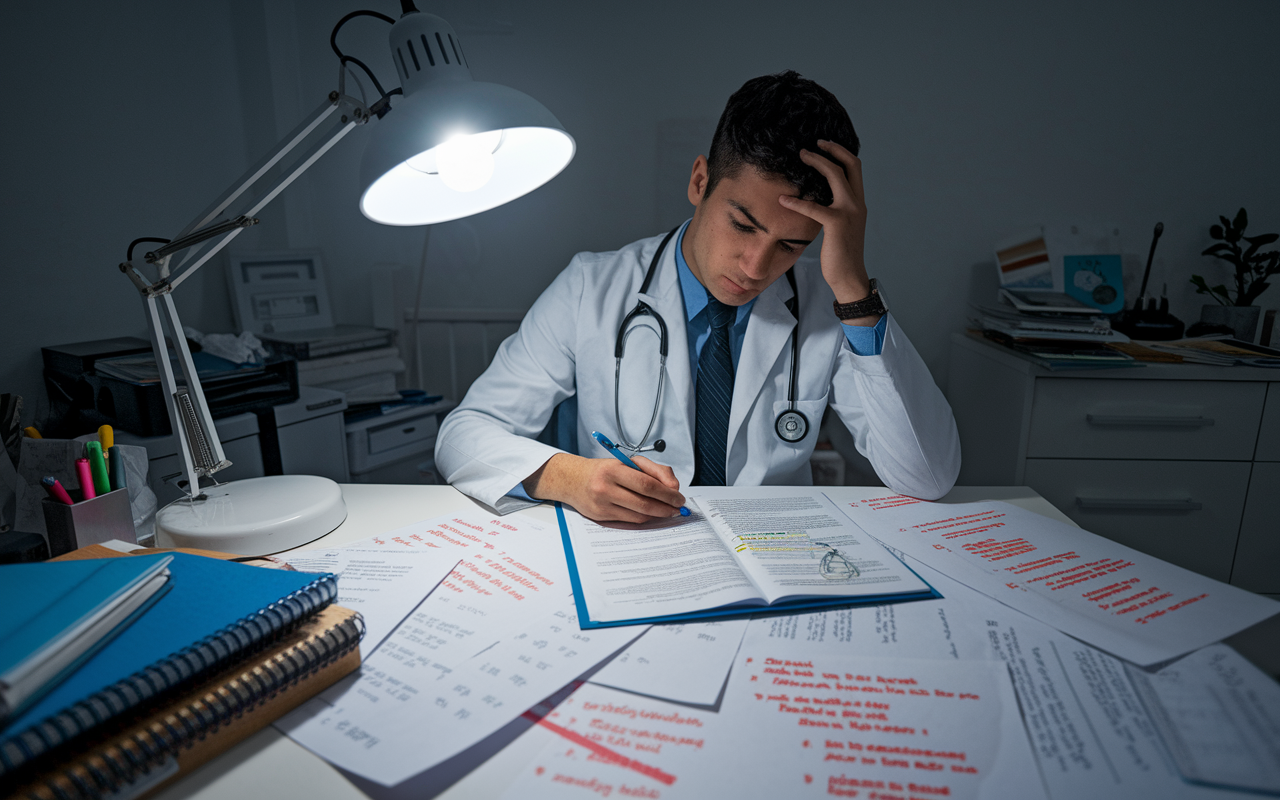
[947,333,1279,593]
[1022,459,1252,582]
[1026,379,1265,460]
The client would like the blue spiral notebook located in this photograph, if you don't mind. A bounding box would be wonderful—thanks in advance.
[556,488,939,630]
[0,553,337,776]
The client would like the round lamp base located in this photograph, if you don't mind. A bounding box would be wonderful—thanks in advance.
[156,475,346,556]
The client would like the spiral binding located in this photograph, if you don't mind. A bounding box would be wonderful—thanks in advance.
[22,611,364,800]
[0,574,338,778]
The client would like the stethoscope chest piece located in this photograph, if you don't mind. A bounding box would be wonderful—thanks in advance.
[775,409,808,443]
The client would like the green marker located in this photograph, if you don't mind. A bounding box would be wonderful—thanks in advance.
[85,440,111,495]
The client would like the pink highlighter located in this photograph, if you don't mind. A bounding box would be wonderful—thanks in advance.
[75,457,96,500]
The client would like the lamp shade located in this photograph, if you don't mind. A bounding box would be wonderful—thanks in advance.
[358,11,574,226]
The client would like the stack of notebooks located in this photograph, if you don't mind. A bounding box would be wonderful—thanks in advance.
[263,326,403,404]
[969,288,1137,369]
[0,549,363,800]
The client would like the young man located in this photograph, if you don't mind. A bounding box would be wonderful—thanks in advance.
[436,71,960,521]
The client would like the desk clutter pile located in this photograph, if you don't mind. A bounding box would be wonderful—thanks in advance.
[5,490,1279,800]
[969,288,1280,370]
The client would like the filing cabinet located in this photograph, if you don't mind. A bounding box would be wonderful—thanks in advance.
[947,333,1280,594]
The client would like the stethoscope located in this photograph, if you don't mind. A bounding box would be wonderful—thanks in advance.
[613,225,809,454]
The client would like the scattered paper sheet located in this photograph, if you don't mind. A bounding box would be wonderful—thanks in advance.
[276,509,644,787]
[838,495,1280,665]
[919,549,1238,800]
[694,649,1047,800]
[589,620,749,706]
[283,547,458,659]
[500,682,719,800]
[1128,643,1280,795]
[741,556,985,662]
[505,651,1046,800]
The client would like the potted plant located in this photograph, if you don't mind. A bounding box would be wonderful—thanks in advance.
[1191,208,1280,341]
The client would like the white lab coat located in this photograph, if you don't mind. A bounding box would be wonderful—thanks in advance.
[435,231,961,513]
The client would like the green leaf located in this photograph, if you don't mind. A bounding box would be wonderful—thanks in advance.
[1235,207,1249,232]
[1220,215,1233,231]
[1210,224,1225,239]
[1190,275,1231,304]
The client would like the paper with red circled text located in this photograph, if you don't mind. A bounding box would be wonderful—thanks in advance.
[504,652,1045,800]
[838,496,1280,666]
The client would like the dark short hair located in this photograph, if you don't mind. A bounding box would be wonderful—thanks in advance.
[705,71,859,206]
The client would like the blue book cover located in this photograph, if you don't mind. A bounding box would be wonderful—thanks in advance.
[0,556,173,723]
[0,553,335,773]
[556,504,940,629]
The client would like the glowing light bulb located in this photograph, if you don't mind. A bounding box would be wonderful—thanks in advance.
[434,131,502,192]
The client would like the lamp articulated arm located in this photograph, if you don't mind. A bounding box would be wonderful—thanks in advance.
[118,80,375,501]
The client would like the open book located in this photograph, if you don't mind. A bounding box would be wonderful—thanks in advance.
[557,487,936,628]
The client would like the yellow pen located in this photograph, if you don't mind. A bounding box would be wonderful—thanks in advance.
[23,426,42,439]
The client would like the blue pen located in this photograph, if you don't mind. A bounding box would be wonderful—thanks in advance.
[590,431,691,516]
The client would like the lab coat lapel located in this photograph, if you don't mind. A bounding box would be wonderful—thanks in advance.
[728,277,795,452]
[633,241,695,486]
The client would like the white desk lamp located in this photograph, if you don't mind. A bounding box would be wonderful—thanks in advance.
[118,2,574,555]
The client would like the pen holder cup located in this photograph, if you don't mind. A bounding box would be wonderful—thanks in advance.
[41,488,136,556]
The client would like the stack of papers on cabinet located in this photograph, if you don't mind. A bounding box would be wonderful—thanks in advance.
[970,300,1126,342]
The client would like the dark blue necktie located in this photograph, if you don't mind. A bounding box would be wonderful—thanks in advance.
[694,295,735,486]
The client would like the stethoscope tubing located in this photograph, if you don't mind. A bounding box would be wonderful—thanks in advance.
[614,225,807,452]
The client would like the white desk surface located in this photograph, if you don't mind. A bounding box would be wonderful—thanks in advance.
[151,484,1279,800]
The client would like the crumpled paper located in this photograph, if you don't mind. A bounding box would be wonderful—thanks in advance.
[184,327,268,365]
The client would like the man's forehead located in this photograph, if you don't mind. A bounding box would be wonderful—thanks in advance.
[717,169,819,238]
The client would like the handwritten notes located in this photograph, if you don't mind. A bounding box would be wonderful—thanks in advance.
[691,649,1046,800]
[276,510,643,787]
[504,651,1043,799]
[501,683,716,799]
[839,496,1280,665]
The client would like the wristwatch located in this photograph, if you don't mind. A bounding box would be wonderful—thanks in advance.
[832,278,886,320]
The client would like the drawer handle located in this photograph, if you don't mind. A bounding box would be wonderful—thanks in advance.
[403,427,416,434]
[1075,497,1203,512]
[1085,414,1214,428]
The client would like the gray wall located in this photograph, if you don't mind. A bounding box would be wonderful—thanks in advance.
[3,0,1278,428]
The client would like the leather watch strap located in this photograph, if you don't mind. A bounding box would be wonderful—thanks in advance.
[833,277,886,320]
